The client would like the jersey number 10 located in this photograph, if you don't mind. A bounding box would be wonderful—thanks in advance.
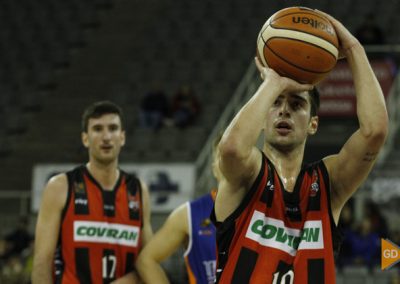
[272,270,294,284]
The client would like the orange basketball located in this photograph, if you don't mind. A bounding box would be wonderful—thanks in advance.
[256,7,339,84]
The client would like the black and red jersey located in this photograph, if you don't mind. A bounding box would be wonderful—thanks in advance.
[54,166,143,284]
[212,154,341,284]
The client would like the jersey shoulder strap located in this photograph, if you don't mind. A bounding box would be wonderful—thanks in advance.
[122,171,143,221]
[64,165,89,216]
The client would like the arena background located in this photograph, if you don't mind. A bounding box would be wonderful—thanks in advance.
[0,0,399,282]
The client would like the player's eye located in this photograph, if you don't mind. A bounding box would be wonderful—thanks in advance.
[93,125,102,132]
[109,124,119,131]
[273,99,281,106]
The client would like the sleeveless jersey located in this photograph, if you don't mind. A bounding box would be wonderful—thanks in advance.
[54,166,143,284]
[184,191,217,284]
[212,154,341,284]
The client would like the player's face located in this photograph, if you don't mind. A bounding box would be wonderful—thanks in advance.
[264,91,318,150]
[82,114,125,164]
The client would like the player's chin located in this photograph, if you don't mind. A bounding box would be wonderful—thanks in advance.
[272,138,296,150]
[98,151,118,161]
[98,156,117,164]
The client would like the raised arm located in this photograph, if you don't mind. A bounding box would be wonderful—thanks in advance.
[215,59,313,220]
[320,12,389,222]
[32,174,68,284]
[136,203,189,284]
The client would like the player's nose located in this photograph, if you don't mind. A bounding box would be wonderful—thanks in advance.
[278,101,290,116]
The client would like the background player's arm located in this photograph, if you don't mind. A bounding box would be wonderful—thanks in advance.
[321,12,388,223]
[136,203,189,284]
[215,60,313,221]
[32,174,68,284]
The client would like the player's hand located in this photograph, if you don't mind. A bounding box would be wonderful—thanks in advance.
[316,10,361,58]
[255,57,313,93]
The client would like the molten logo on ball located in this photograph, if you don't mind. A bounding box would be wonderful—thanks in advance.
[292,17,335,35]
[256,7,339,84]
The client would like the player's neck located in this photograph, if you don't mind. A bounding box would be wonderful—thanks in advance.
[263,143,305,191]
[86,160,120,190]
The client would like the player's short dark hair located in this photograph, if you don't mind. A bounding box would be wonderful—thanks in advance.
[309,88,320,117]
[81,101,125,132]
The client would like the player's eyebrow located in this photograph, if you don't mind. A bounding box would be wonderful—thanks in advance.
[291,94,308,104]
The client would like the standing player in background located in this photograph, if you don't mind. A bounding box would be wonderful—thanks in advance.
[212,11,388,284]
[136,136,222,284]
[32,101,153,284]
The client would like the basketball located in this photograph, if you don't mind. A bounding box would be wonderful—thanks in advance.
[256,7,339,84]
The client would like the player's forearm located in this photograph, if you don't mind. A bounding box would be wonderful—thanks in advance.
[220,81,281,159]
[347,44,388,140]
[136,259,170,284]
[31,262,52,284]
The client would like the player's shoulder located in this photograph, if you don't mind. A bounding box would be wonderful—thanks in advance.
[302,158,327,171]
[138,178,148,191]
[169,203,189,225]
[322,154,338,176]
[46,173,68,190]
[120,171,148,194]
[171,202,189,218]
[41,173,69,209]
[136,178,150,201]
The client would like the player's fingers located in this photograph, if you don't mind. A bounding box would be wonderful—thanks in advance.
[297,83,314,92]
[315,9,347,34]
[315,9,337,24]
[289,79,314,92]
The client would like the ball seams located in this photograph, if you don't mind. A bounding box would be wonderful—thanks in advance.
[265,41,334,74]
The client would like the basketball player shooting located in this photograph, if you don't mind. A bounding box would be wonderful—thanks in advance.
[211,11,388,284]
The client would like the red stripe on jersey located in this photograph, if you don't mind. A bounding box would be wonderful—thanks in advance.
[56,166,142,283]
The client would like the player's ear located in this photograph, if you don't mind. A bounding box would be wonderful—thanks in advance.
[308,116,318,135]
[82,132,89,148]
